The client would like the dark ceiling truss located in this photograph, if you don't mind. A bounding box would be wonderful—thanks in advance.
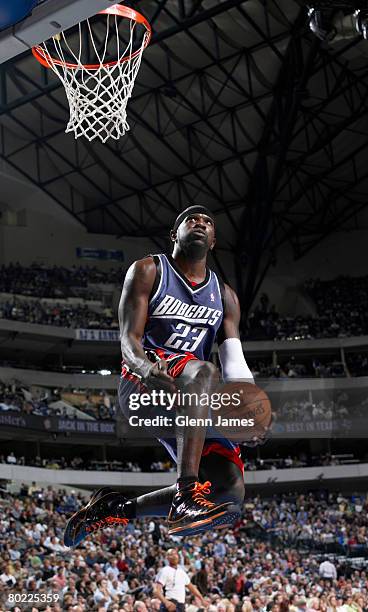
[6,58,264,167]
[1,0,368,314]
[152,11,269,122]
[0,65,183,244]
[234,4,284,62]
[268,47,368,256]
[0,1,280,243]
[235,11,322,320]
[1,47,268,168]
[278,49,368,173]
[90,100,254,218]
[233,16,368,320]
[276,137,368,258]
[1,68,174,248]
[0,29,290,115]
[85,148,259,228]
[147,0,262,43]
[0,0,295,248]
[1,95,259,237]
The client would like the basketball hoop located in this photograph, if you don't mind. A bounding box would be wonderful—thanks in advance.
[32,4,151,142]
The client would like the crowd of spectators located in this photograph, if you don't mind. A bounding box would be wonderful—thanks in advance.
[0,455,173,474]
[0,262,122,330]
[1,265,368,345]
[0,381,53,417]
[0,486,368,610]
[0,382,118,421]
[0,263,122,298]
[306,276,368,338]
[346,354,368,378]
[247,276,368,341]
[0,356,360,378]
[0,455,147,473]
[243,453,360,472]
[273,394,359,424]
[274,389,368,430]
[249,358,346,379]
[150,461,176,473]
[0,355,361,379]
[247,314,350,342]
[0,299,118,330]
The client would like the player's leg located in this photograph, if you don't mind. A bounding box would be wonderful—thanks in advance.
[164,358,241,534]
[63,362,237,546]
[167,446,244,535]
[127,451,244,520]
[199,453,245,506]
[64,375,147,547]
[174,359,219,479]
[63,452,244,546]
[122,355,240,533]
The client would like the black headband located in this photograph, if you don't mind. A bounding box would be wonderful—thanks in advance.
[172,205,215,231]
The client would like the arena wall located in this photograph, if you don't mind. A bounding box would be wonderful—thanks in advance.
[258,228,368,312]
[2,462,368,488]
[0,206,154,269]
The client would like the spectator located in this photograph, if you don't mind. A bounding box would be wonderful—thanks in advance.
[93,577,119,608]
[6,451,16,464]
[153,549,206,612]
[319,558,337,581]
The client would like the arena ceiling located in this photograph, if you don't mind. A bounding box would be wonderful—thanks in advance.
[1,0,368,313]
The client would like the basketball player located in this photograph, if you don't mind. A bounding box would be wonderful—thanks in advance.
[64,205,267,547]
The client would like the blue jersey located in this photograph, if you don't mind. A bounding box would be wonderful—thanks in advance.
[143,254,223,361]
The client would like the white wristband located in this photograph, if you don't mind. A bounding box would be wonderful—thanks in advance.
[218,337,255,384]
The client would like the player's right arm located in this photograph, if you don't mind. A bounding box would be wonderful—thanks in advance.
[119,257,175,389]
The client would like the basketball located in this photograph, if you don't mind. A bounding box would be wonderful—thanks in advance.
[210,381,272,444]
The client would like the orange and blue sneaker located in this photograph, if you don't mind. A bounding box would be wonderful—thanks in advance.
[64,487,129,547]
[167,480,240,536]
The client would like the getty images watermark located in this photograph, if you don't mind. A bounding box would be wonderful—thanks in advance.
[127,389,255,428]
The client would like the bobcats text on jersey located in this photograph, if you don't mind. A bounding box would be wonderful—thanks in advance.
[151,294,222,326]
[144,254,223,361]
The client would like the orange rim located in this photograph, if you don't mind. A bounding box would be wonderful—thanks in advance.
[32,4,151,70]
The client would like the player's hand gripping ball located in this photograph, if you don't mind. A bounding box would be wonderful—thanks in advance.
[211,381,272,446]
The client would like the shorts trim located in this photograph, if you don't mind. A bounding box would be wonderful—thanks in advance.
[121,348,198,380]
[202,442,244,475]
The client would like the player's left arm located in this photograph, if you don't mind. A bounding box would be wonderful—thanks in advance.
[217,283,255,384]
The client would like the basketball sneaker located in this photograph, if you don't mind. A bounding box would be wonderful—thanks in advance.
[64,487,129,547]
[167,480,241,536]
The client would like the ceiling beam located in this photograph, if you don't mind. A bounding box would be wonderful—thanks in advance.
[235,12,320,321]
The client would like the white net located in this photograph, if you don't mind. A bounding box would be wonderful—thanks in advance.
[36,13,150,142]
